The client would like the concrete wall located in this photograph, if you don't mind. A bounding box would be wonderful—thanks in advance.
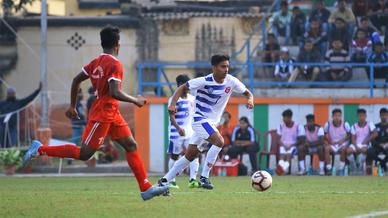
[4,26,138,104]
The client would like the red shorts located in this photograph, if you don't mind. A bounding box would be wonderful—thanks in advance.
[81,114,132,150]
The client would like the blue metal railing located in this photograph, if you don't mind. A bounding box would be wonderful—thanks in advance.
[137,61,388,98]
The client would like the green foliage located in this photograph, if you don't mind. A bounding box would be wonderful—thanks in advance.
[0,148,22,167]
[2,0,36,16]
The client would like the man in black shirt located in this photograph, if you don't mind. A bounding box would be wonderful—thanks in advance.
[0,83,41,148]
[228,117,258,173]
[367,108,388,172]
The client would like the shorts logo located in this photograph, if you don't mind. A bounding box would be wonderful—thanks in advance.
[208,87,214,94]
[207,162,213,168]
[98,137,105,145]
[225,87,231,93]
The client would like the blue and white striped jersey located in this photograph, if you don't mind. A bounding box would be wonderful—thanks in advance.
[186,74,247,124]
[168,94,195,140]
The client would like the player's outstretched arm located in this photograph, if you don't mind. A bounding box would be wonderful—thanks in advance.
[66,72,89,119]
[108,80,146,107]
[243,90,254,109]
[168,84,189,113]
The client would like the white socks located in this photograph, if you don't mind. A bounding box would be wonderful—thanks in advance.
[299,160,305,171]
[166,157,199,182]
[168,158,177,182]
[347,155,355,164]
[319,161,325,171]
[358,154,366,164]
[164,156,190,181]
[189,158,199,180]
[201,145,222,178]
[339,161,345,170]
[326,162,345,171]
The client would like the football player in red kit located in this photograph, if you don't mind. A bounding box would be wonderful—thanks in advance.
[23,25,169,201]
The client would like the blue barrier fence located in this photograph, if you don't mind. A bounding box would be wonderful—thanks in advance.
[137,62,388,98]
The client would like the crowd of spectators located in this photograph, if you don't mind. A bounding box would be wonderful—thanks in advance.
[265,0,388,85]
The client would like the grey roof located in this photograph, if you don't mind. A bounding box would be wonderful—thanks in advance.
[6,16,140,28]
[143,11,264,20]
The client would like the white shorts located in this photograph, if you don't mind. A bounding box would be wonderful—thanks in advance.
[167,138,190,155]
[189,120,219,152]
[330,143,348,153]
[279,146,297,155]
[349,144,369,151]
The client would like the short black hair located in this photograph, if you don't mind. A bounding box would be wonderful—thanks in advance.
[100,25,120,49]
[281,0,288,7]
[355,29,366,35]
[304,38,314,44]
[268,33,276,38]
[310,17,320,23]
[380,108,388,114]
[332,108,342,115]
[335,17,346,23]
[357,108,366,114]
[282,109,293,117]
[374,41,384,47]
[360,16,368,22]
[176,74,190,86]
[306,114,315,121]
[211,54,230,66]
[239,116,251,126]
[332,38,343,44]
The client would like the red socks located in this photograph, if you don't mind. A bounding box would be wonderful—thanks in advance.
[38,145,151,192]
[38,144,81,159]
[125,150,152,192]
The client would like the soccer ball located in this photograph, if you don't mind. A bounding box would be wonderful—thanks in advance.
[251,170,272,192]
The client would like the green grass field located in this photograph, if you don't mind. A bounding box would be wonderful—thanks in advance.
[1,176,388,218]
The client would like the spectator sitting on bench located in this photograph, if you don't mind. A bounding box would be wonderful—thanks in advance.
[347,108,377,174]
[324,108,351,176]
[228,117,258,174]
[302,114,326,175]
[367,42,388,84]
[322,39,352,82]
[289,39,322,83]
[274,47,295,84]
[367,108,388,174]
[276,109,305,175]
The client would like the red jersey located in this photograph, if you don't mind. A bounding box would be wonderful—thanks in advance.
[82,53,123,122]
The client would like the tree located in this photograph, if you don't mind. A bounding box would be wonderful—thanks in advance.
[2,0,36,17]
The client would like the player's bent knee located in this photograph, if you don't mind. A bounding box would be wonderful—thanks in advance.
[214,136,224,148]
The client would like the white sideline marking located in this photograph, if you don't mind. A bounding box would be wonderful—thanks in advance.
[346,211,388,218]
